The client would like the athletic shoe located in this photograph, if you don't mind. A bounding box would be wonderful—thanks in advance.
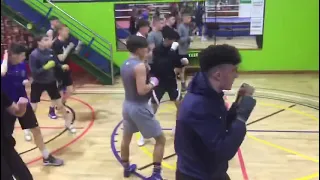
[24,133,32,141]
[137,136,145,146]
[43,155,64,166]
[48,107,58,119]
[123,164,137,178]
[66,125,76,134]
[146,173,163,180]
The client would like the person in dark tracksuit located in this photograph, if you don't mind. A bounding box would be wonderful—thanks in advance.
[174,44,257,180]
[150,27,187,117]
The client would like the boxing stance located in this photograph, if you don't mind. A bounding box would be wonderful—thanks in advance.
[177,13,192,91]
[120,35,166,180]
[1,45,64,166]
[28,34,76,133]
[175,44,256,180]
[150,28,188,117]
[1,91,33,180]
[50,24,79,119]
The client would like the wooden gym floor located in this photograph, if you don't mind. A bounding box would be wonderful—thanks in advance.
[14,74,319,180]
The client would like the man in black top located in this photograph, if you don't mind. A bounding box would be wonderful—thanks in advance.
[51,25,75,105]
[163,14,176,32]
[47,16,61,41]
[1,91,33,180]
[150,27,188,119]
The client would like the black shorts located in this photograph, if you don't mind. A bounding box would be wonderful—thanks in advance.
[176,54,189,68]
[30,81,61,103]
[57,71,73,90]
[151,80,181,104]
[4,104,39,136]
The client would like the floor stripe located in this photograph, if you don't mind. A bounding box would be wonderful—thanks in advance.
[237,149,249,180]
[15,126,84,130]
[294,172,319,180]
[247,135,319,163]
[26,96,96,166]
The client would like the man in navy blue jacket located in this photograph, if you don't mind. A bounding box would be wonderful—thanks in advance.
[174,44,256,180]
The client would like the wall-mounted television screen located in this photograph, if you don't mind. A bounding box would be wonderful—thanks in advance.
[115,0,265,51]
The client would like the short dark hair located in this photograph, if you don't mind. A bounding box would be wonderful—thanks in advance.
[199,44,241,72]
[126,35,148,53]
[34,34,48,43]
[152,16,162,23]
[9,43,27,55]
[48,16,59,21]
[162,27,179,40]
[136,19,150,30]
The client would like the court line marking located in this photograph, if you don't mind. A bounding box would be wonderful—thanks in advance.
[25,96,95,166]
[136,133,176,170]
[74,88,319,103]
[19,103,75,156]
[247,135,319,163]
[111,121,146,179]
[15,126,84,130]
[137,101,319,171]
[294,172,319,180]
[259,102,319,121]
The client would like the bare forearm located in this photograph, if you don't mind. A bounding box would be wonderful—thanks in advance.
[138,83,154,95]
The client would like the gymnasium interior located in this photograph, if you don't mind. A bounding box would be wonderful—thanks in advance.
[1,0,319,179]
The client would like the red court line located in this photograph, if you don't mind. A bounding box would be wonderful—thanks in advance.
[237,149,249,180]
[15,126,84,130]
[224,96,249,180]
[26,96,96,166]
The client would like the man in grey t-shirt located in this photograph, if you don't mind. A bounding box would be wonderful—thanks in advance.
[147,16,164,64]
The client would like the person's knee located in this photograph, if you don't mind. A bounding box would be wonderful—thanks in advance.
[30,126,41,136]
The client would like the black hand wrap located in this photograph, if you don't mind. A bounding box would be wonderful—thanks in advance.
[226,103,238,128]
[236,96,257,123]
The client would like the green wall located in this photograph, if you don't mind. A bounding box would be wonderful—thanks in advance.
[52,0,319,71]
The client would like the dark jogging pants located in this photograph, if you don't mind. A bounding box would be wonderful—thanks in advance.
[176,170,231,180]
[1,146,33,180]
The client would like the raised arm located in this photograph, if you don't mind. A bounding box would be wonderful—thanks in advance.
[190,114,247,162]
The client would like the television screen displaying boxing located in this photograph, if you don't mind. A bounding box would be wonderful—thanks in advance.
[115,0,265,51]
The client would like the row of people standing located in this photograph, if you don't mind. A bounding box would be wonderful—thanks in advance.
[0,16,83,179]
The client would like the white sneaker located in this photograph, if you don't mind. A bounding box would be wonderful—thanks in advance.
[66,125,76,134]
[137,136,145,146]
[24,133,32,141]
